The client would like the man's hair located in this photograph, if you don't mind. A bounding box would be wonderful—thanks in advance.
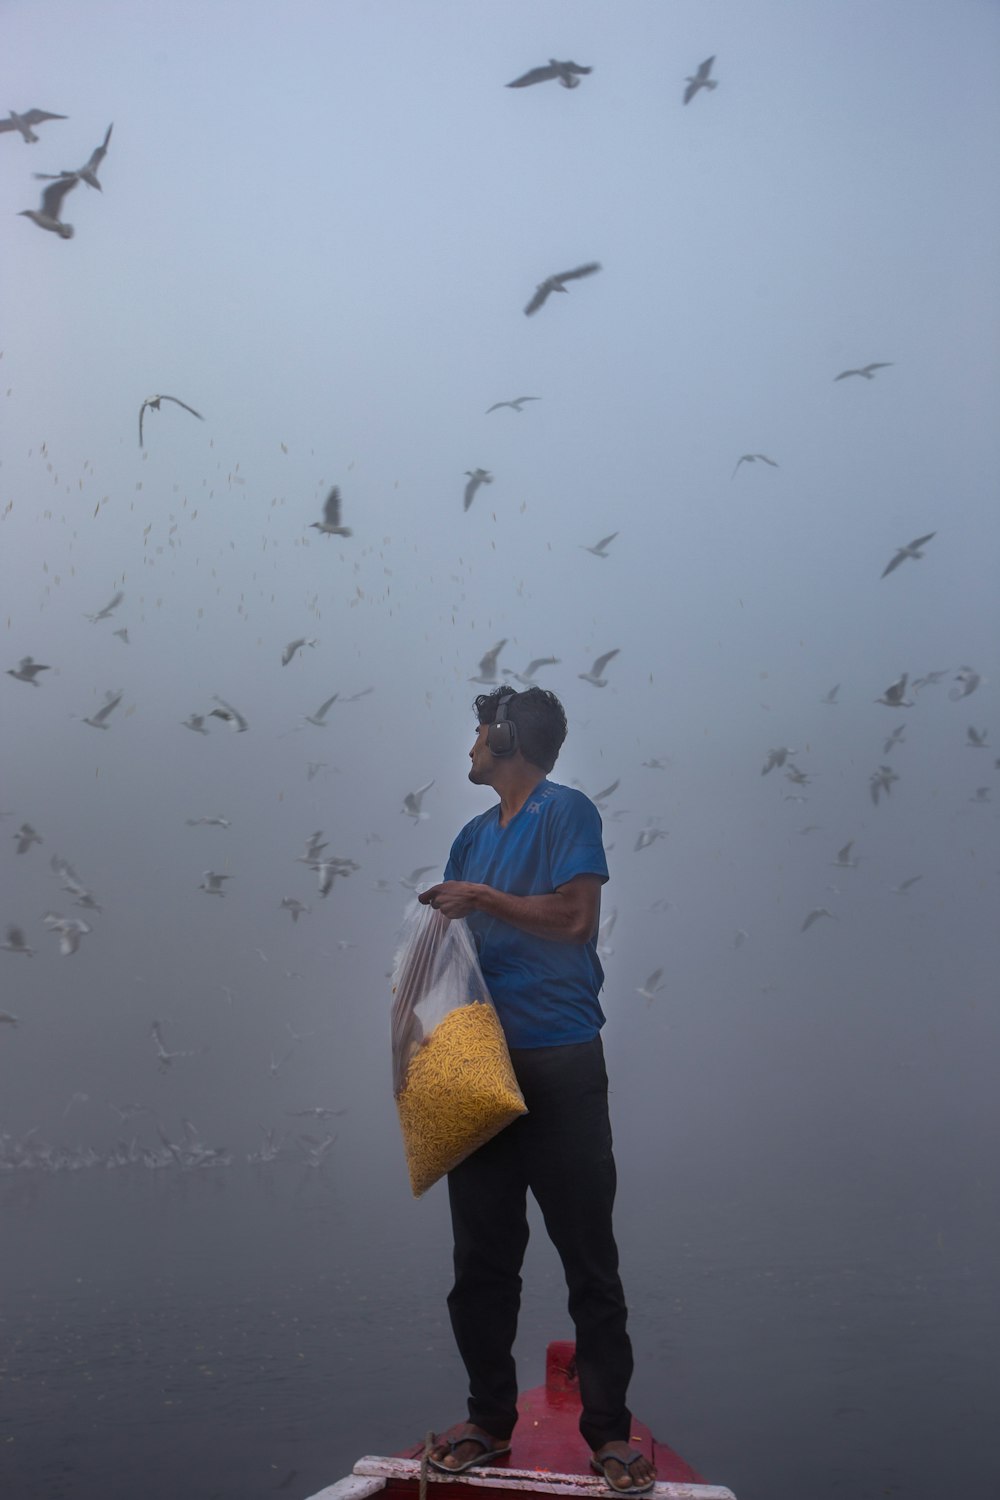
[474,686,568,773]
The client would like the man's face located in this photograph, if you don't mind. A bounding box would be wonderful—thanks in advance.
[468,722,496,785]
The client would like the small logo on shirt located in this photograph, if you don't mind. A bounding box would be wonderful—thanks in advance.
[526,800,543,815]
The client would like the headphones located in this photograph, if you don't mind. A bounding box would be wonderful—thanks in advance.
[486,692,519,757]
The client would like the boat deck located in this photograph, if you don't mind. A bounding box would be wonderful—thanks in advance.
[306,1342,736,1500]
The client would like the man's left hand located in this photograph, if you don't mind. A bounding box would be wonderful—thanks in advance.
[418,881,484,919]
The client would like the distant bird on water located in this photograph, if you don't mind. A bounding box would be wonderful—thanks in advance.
[683,57,717,105]
[506,60,592,90]
[524,262,601,316]
[34,122,112,190]
[579,648,620,687]
[139,395,203,448]
[732,454,778,479]
[463,469,493,511]
[834,362,893,381]
[310,486,352,537]
[486,396,540,414]
[881,532,936,578]
[18,175,78,237]
[1,108,67,143]
[7,656,50,686]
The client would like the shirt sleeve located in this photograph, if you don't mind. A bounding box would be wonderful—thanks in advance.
[547,790,609,889]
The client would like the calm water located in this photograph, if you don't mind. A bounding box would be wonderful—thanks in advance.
[1,1098,996,1500]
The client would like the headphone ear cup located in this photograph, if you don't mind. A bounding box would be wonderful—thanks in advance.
[488,720,516,756]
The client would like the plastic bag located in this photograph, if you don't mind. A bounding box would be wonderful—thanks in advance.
[390,902,527,1197]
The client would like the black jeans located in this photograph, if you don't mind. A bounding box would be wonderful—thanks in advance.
[446,1036,633,1450]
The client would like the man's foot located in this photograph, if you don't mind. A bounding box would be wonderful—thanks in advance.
[427,1424,512,1474]
[590,1442,657,1495]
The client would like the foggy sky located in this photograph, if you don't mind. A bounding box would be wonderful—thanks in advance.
[2,0,998,1194]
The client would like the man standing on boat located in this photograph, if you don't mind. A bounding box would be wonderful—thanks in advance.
[418,686,655,1496]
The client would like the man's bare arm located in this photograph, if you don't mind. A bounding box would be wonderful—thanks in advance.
[418,874,602,945]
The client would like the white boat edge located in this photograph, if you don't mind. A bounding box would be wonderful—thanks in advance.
[304,1456,737,1500]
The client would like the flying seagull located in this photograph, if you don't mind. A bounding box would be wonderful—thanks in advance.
[199,871,231,896]
[463,469,493,511]
[85,590,124,622]
[1,925,34,958]
[683,56,717,105]
[402,781,435,823]
[82,689,123,730]
[581,531,619,558]
[282,637,318,666]
[470,639,507,684]
[486,396,540,414]
[43,912,92,955]
[732,454,778,479]
[882,724,906,755]
[19,175,78,238]
[503,656,560,686]
[821,684,840,705]
[506,60,592,90]
[524,262,601,316]
[949,666,981,701]
[304,694,338,726]
[185,815,231,828]
[2,108,67,143]
[34,122,112,190]
[280,897,311,924]
[310,485,352,537]
[636,967,666,1005]
[181,713,209,735]
[801,907,836,933]
[208,695,248,732]
[891,876,923,894]
[869,764,899,806]
[7,656,50,686]
[579,649,620,687]
[832,841,859,869]
[966,726,988,748]
[51,854,102,911]
[139,395,203,448]
[761,747,796,775]
[876,674,912,709]
[834,363,893,381]
[13,823,42,854]
[881,532,936,578]
[635,825,668,853]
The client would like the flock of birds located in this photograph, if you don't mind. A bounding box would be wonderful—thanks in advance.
[2,46,995,1173]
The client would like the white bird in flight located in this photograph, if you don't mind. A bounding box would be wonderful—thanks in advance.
[310,486,352,537]
[876,674,912,709]
[503,656,560,686]
[949,667,981,701]
[199,871,231,896]
[581,531,619,558]
[34,122,112,190]
[683,56,717,105]
[282,638,318,666]
[43,912,92,955]
[579,648,620,687]
[19,174,78,237]
[731,453,778,478]
[181,713,209,735]
[7,656,50,686]
[209,695,249,732]
[524,262,602,317]
[636,968,666,1005]
[834,362,893,381]
[185,816,231,828]
[486,396,540,414]
[82,689,123,730]
[1,108,67,143]
[139,395,203,448]
[304,693,338,726]
[402,781,435,823]
[506,59,592,90]
[470,639,507,684]
[86,590,124,623]
[463,469,493,511]
[881,532,936,578]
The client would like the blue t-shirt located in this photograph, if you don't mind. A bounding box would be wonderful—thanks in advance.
[443,780,609,1049]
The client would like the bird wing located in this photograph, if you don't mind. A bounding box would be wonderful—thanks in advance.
[92,691,123,724]
[86,123,113,169]
[861,363,893,374]
[756,454,779,466]
[592,778,620,802]
[212,694,247,729]
[39,175,78,218]
[834,369,859,380]
[645,968,664,989]
[591,648,620,677]
[463,475,479,510]
[102,590,125,614]
[907,532,936,550]
[593,531,618,551]
[22,109,69,126]
[563,62,593,75]
[553,261,602,284]
[524,656,559,676]
[160,395,203,420]
[322,487,342,526]
[506,64,559,88]
[138,402,147,447]
[697,56,715,80]
[524,281,554,316]
[484,402,509,414]
[881,550,905,578]
[731,456,750,478]
[313,694,338,719]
